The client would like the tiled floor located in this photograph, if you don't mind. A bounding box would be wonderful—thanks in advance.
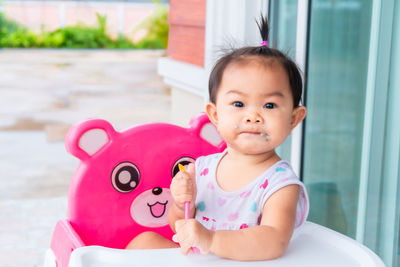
[0,49,171,267]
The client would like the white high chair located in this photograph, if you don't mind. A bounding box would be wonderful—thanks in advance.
[44,114,385,267]
[66,221,384,267]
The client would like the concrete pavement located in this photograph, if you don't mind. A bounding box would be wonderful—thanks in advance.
[0,49,171,266]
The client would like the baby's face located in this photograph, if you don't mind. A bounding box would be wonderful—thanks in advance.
[212,61,298,155]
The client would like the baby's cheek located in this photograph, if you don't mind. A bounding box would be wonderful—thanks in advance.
[217,126,234,141]
[277,116,293,133]
[270,124,291,144]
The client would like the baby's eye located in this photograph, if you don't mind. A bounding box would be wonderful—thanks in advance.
[264,103,276,109]
[233,101,244,107]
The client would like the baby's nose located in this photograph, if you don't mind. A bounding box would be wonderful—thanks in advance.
[244,111,263,123]
[246,117,261,123]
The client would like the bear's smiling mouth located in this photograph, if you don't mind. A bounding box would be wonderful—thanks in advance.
[147,201,168,218]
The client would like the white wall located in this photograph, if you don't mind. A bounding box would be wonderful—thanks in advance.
[158,0,267,126]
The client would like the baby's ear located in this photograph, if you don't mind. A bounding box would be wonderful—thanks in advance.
[189,113,225,148]
[65,119,117,160]
[205,102,218,126]
[291,106,307,130]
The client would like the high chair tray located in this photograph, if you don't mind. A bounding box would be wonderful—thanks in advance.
[68,222,384,267]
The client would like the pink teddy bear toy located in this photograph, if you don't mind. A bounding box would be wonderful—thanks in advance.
[49,113,226,267]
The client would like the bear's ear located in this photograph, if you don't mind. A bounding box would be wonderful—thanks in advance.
[189,113,225,148]
[65,119,116,160]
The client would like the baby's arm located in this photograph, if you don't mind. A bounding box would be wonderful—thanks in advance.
[174,184,299,260]
[168,163,196,233]
[211,184,299,260]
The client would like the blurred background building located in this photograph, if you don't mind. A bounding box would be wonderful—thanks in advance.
[2,0,168,41]
[0,0,169,48]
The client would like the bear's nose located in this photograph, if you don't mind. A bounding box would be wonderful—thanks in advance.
[152,187,163,195]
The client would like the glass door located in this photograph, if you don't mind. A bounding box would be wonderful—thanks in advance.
[301,0,373,238]
[269,0,400,265]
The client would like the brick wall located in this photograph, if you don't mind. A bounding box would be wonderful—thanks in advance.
[167,0,206,67]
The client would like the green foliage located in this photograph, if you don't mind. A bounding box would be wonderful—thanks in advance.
[0,7,169,49]
[134,0,169,49]
[0,13,38,47]
[44,14,127,49]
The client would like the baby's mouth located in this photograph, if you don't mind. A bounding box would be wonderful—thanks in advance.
[147,201,168,218]
[241,130,261,135]
[240,131,271,140]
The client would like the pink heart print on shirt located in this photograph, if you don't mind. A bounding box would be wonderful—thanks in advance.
[218,197,227,206]
[240,223,249,229]
[207,182,214,189]
[260,179,269,189]
[240,190,251,198]
[228,212,239,221]
[200,168,209,176]
[281,177,289,183]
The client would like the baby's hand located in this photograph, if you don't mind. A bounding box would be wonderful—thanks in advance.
[173,219,215,255]
[170,163,196,210]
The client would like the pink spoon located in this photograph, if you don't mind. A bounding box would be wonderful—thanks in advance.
[179,164,200,254]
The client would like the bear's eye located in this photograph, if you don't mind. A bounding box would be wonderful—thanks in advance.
[111,162,140,193]
[172,156,195,178]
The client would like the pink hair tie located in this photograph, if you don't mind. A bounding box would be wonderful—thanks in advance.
[261,41,268,46]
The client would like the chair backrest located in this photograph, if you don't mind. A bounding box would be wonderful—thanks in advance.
[65,113,226,249]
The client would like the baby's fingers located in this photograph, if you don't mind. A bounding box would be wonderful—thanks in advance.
[180,241,192,255]
[172,228,192,255]
[186,163,195,176]
[186,163,197,197]
[173,172,193,187]
[175,194,193,205]
[171,174,192,193]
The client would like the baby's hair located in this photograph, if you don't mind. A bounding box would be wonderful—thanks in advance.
[208,16,303,107]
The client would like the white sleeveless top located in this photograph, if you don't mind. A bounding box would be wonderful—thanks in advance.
[194,150,309,231]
